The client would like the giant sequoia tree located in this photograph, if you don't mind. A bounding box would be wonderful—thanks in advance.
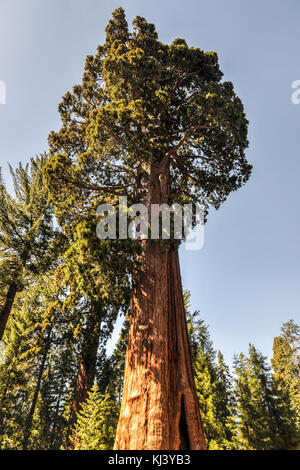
[45,8,251,450]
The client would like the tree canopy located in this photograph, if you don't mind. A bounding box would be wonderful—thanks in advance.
[45,7,251,221]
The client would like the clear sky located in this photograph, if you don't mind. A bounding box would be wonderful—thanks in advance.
[0,0,299,366]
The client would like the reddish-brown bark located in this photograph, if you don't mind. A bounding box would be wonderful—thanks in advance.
[70,314,100,421]
[114,158,206,450]
[0,282,17,341]
[115,243,206,450]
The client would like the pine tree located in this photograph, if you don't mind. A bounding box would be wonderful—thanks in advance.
[213,351,236,449]
[22,328,52,449]
[45,7,251,449]
[234,346,276,449]
[233,343,297,450]
[0,281,50,449]
[56,214,137,425]
[185,303,235,449]
[0,271,79,450]
[0,155,63,340]
[271,319,300,439]
[271,373,298,449]
[192,321,235,449]
[73,384,119,450]
[99,316,130,403]
[232,353,252,449]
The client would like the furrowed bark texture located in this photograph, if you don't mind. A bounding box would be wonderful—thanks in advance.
[114,159,206,450]
[0,282,17,341]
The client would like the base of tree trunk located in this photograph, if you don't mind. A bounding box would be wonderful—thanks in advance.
[114,243,206,450]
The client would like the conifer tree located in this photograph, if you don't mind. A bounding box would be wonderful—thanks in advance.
[270,373,298,449]
[234,343,297,450]
[271,319,300,431]
[0,280,51,449]
[189,314,235,449]
[73,384,119,450]
[57,215,136,423]
[234,346,277,449]
[0,155,63,340]
[44,8,251,449]
[214,351,236,448]
[22,328,52,449]
[0,271,79,449]
[232,353,252,449]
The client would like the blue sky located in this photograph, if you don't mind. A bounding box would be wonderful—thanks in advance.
[0,0,299,366]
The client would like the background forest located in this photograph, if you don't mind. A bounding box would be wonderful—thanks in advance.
[0,161,298,450]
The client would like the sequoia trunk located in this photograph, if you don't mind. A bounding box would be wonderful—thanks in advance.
[0,282,17,341]
[114,159,206,450]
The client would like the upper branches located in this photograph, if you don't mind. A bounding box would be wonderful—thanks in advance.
[46,7,251,214]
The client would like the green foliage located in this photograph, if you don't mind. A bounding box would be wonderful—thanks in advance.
[46,7,251,233]
[73,384,119,450]
[233,343,298,450]
[185,293,235,449]
[0,273,81,450]
[0,154,63,289]
[0,279,53,449]
[190,317,235,449]
[271,320,300,430]
[233,347,277,449]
